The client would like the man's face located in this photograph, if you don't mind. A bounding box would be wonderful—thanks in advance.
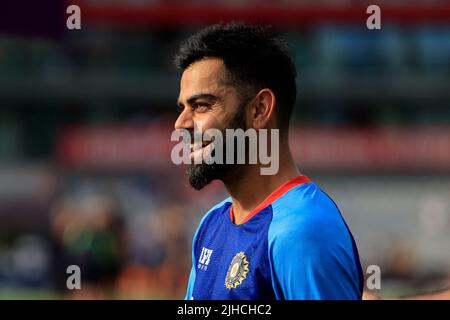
[175,58,248,190]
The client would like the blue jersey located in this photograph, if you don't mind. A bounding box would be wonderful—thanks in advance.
[185,176,363,300]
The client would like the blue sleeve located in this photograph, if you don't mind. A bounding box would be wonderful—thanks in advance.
[185,198,232,300]
[185,265,196,300]
[268,186,363,300]
[184,219,202,300]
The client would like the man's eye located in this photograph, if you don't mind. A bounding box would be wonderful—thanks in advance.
[194,103,210,111]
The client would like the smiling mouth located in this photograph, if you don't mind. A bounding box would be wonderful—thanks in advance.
[191,140,213,153]
[190,136,217,160]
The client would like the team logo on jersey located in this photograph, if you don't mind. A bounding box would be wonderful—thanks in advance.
[198,247,213,271]
[225,252,249,289]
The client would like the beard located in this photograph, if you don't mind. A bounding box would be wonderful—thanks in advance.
[187,106,247,190]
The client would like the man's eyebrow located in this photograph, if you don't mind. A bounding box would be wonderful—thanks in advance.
[178,93,220,107]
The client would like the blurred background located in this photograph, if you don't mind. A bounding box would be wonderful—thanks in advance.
[0,0,449,299]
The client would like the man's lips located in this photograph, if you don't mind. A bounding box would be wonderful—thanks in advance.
[191,141,208,150]
[190,140,214,159]
[190,138,215,152]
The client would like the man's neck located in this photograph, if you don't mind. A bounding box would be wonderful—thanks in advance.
[223,150,300,225]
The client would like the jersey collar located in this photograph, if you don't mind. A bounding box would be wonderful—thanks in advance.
[230,175,311,225]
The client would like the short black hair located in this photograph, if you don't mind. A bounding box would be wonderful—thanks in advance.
[174,22,297,133]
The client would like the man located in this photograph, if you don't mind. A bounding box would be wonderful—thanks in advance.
[174,22,363,300]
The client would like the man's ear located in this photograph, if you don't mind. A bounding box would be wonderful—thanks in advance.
[251,88,276,130]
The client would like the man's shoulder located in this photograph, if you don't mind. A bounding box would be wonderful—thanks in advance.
[192,197,231,247]
[270,181,340,220]
[206,197,232,215]
[198,197,232,228]
[269,182,349,245]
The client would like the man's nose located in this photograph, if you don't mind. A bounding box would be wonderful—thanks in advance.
[174,108,194,130]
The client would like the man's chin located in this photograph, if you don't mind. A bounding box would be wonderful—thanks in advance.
[187,163,230,191]
[187,164,215,190]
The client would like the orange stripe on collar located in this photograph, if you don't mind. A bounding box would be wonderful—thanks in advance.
[230,175,311,225]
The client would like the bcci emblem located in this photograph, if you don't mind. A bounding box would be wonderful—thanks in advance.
[225,252,249,289]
